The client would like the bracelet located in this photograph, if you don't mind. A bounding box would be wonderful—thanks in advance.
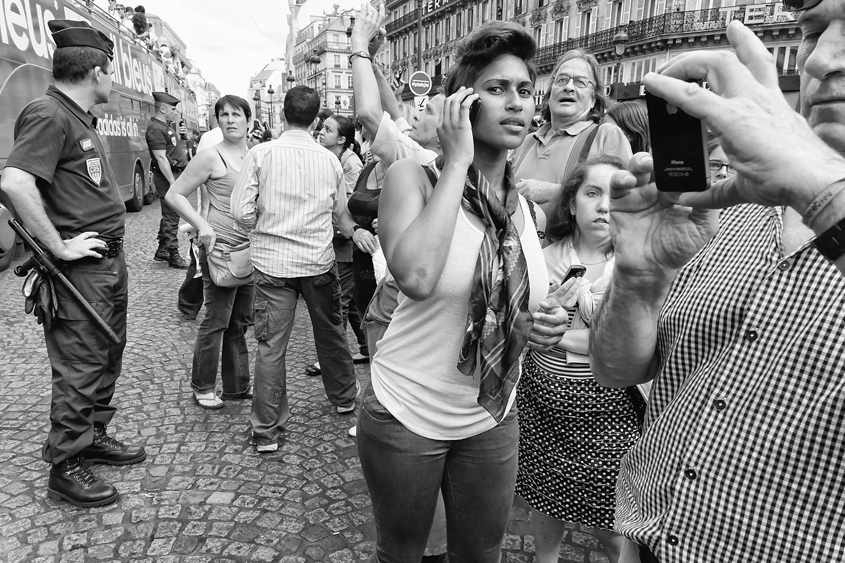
[801,177,845,228]
[349,51,372,64]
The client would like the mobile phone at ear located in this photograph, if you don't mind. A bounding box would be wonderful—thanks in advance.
[562,265,586,283]
[469,99,481,125]
[645,89,709,192]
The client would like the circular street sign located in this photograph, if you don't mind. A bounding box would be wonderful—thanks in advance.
[409,71,432,97]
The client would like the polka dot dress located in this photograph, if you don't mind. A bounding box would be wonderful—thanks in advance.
[516,345,646,530]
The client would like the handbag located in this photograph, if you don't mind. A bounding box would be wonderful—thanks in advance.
[206,241,253,287]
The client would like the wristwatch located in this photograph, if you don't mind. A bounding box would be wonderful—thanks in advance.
[812,216,845,261]
[350,224,362,239]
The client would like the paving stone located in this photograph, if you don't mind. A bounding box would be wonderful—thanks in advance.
[0,205,605,563]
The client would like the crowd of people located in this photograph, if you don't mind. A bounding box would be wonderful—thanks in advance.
[3,0,845,561]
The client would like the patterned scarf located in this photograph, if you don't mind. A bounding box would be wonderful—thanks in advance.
[433,156,533,422]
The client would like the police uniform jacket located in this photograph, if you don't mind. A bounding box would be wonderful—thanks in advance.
[6,86,124,241]
[145,117,188,177]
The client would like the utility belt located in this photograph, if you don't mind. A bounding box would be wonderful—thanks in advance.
[101,238,123,258]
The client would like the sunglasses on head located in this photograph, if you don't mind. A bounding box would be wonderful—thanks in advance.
[782,0,822,12]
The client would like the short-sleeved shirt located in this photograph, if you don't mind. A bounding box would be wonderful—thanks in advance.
[510,121,632,184]
[368,112,438,190]
[5,86,124,240]
[145,117,188,173]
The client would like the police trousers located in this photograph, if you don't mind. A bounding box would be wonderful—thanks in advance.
[154,170,182,251]
[42,254,128,464]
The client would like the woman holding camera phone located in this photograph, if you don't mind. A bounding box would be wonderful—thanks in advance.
[516,155,645,563]
[357,19,569,560]
[165,95,254,410]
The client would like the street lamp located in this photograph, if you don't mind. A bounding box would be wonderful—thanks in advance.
[612,29,629,100]
[252,90,262,123]
[266,85,275,128]
[346,16,355,39]
[308,51,324,106]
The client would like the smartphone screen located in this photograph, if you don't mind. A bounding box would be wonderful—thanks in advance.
[645,90,709,193]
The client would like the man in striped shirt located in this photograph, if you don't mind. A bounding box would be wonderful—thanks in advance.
[589,7,845,563]
[231,86,377,453]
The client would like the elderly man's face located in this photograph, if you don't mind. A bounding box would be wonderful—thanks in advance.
[798,0,845,154]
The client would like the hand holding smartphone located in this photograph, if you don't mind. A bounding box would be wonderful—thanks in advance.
[562,265,586,283]
[645,89,709,193]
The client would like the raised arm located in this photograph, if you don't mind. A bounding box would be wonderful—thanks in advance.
[379,89,478,300]
[351,2,387,139]
[589,154,719,387]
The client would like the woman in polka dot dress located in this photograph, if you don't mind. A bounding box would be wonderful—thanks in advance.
[516,156,646,563]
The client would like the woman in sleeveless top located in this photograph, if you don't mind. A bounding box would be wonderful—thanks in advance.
[165,95,254,410]
[357,18,570,561]
[516,156,645,563]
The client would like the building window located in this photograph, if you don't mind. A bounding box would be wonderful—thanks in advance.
[334,74,341,88]
[533,26,542,45]
[554,17,569,42]
[334,54,341,68]
[467,8,474,31]
[610,1,623,27]
[347,74,353,89]
[579,10,591,37]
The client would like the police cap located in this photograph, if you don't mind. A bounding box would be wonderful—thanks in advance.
[152,92,180,106]
[48,20,114,58]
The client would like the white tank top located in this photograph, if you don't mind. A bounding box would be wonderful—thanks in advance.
[370,195,549,440]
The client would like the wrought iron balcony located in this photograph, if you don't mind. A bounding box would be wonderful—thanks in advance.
[386,9,420,36]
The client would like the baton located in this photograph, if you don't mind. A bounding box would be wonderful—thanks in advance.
[9,219,122,346]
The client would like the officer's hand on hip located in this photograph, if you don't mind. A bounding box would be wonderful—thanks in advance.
[57,232,107,261]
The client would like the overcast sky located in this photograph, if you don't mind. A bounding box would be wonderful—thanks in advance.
[135,0,362,99]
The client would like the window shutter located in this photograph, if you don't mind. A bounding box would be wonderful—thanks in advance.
[656,0,666,14]
[604,2,613,29]
[574,12,581,37]
[622,0,631,22]
[589,7,598,32]
[635,0,645,20]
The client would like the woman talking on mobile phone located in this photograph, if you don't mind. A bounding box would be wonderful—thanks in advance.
[516,155,646,563]
[356,17,569,561]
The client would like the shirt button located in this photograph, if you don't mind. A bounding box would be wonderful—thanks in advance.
[684,469,698,480]
[667,535,679,546]
[744,329,758,342]
[713,399,727,411]
[778,259,791,271]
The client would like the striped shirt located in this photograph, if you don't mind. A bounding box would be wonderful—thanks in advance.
[616,204,845,562]
[230,130,345,278]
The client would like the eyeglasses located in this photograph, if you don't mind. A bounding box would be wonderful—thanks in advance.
[553,73,593,89]
[781,0,822,12]
[709,160,735,174]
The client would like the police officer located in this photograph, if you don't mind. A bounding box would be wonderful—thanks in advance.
[1,20,146,508]
[146,91,189,268]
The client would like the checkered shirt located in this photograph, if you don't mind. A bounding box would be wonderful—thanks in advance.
[616,204,845,562]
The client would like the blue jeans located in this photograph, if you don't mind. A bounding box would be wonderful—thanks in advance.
[251,267,357,441]
[357,382,519,563]
[190,249,254,396]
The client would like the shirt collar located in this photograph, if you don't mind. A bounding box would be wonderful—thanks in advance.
[151,117,169,126]
[282,129,316,141]
[530,119,594,146]
[46,86,97,129]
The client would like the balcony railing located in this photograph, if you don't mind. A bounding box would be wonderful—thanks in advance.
[535,4,796,67]
[386,9,420,35]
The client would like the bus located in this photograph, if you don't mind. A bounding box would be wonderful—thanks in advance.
[0,0,199,271]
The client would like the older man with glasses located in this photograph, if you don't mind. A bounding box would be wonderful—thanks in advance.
[510,49,632,216]
[589,0,845,560]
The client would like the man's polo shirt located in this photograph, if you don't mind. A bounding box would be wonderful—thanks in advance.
[616,204,845,562]
[510,120,632,183]
[230,129,345,279]
[5,86,124,240]
[146,117,188,174]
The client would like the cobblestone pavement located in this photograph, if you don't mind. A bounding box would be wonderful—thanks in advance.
[0,200,610,563]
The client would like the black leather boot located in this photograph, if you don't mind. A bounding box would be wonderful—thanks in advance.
[47,454,118,507]
[83,424,147,466]
[154,243,169,262]
[168,249,189,269]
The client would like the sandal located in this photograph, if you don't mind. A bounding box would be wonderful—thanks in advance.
[193,391,224,410]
